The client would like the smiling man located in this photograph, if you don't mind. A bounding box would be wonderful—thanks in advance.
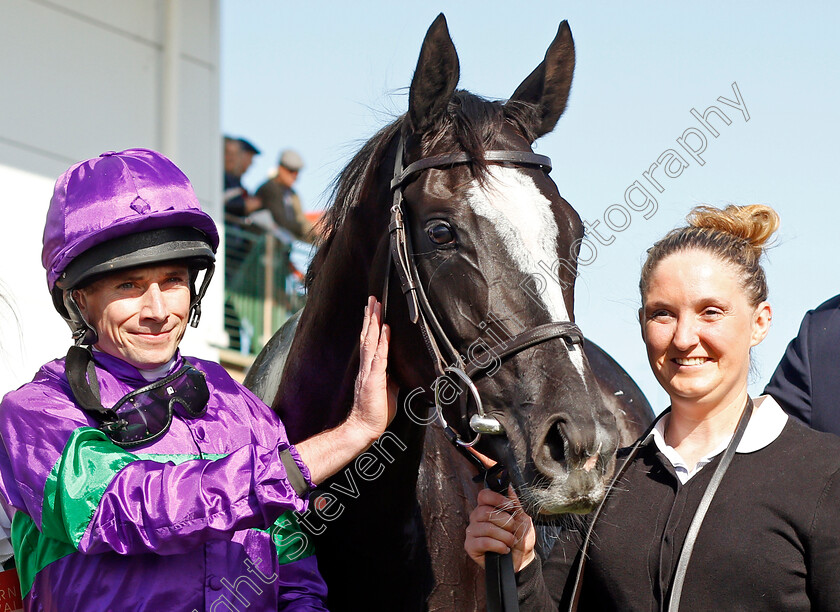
[73,264,194,372]
[0,149,395,611]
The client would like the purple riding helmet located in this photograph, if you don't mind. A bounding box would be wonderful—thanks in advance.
[42,148,220,346]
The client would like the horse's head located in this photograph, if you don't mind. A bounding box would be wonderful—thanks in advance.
[262,15,634,608]
[380,15,621,515]
[295,14,620,515]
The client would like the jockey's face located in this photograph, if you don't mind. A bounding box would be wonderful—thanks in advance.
[74,264,191,370]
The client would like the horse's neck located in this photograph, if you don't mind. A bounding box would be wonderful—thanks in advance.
[276,220,435,545]
[274,202,400,440]
[275,245,369,443]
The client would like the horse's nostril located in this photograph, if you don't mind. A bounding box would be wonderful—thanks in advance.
[542,421,566,466]
[535,418,605,478]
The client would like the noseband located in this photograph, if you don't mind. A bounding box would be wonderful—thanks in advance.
[385,134,585,450]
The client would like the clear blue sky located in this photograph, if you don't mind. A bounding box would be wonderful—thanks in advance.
[221,2,840,410]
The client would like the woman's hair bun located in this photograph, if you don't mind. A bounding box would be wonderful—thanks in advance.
[686,204,780,251]
[640,203,780,305]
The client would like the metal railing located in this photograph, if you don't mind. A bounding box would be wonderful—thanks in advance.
[223,214,306,355]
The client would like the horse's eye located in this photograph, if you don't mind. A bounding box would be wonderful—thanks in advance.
[427,222,456,245]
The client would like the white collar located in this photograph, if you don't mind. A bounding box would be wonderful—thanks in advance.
[647,395,788,457]
[137,357,178,382]
[646,395,787,483]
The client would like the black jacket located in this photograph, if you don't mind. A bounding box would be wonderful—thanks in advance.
[765,293,840,436]
[516,406,840,611]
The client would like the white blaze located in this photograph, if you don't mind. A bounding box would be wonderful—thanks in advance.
[464,167,587,378]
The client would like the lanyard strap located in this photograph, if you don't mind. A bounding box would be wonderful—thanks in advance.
[569,396,754,611]
[667,396,753,611]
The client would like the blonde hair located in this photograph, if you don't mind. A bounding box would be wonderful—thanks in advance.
[640,204,780,306]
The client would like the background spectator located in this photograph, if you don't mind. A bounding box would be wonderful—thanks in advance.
[223,136,261,217]
[256,149,315,243]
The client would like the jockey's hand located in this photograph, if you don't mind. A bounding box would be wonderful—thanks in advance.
[296,297,396,485]
[346,296,397,446]
[465,488,536,572]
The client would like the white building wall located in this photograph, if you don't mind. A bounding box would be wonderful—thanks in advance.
[0,0,224,396]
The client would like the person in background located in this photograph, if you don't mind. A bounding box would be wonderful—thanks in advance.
[465,204,840,610]
[222,135,264,352]
[255,149,315,243]
[0,148,396,610]
[224,136,262,217]
[764,294,840,436]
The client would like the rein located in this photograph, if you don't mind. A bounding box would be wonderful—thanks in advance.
[384,132,582,612]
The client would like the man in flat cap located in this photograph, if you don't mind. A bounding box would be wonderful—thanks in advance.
[256,149,315,243]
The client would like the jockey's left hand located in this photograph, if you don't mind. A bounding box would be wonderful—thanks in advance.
[295,296,396,485]
[346,296,397,445]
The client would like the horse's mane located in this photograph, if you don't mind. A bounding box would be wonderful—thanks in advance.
[306,91,538,287]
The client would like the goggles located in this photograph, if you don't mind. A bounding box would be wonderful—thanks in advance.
[65,346,209,448]
[99,364,209,447]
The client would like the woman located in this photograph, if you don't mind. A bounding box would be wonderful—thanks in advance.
[465,204,840,610]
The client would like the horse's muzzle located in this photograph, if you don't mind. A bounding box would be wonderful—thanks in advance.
[534,416,616,480]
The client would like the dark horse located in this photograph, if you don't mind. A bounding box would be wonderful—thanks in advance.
[246,15,653,611]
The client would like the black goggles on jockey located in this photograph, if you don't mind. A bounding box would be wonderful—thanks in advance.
[65,346,210,447]
[100,364,209,447]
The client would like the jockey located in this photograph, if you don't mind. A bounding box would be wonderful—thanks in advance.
[0,149,394,610]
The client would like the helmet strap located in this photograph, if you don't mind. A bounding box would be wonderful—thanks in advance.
[63,290,99,346]
[189,263,215,328]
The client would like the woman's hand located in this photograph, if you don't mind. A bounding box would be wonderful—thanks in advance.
[345,297,398,446]
[465,488,536,572]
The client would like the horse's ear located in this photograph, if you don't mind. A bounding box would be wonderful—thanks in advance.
[408,13,460,134]
[508,21,575,139]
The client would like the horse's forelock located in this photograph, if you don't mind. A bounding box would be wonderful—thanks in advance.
[427,92,498,172]
[306,92,540,287]
[428,92,540,185]
[503,99,540,143]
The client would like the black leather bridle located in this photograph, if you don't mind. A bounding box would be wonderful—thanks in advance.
[385,133,585,612]
[386,133,585,451]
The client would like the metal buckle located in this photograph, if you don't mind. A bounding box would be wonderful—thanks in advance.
[433,366,505,447]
